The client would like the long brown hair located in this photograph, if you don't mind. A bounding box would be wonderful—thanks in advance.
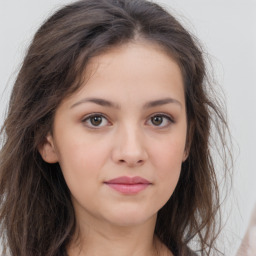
[0,0,231,255]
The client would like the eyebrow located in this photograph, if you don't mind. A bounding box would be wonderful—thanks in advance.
[142,98,182,109]
[70,98,120,109]
[70,97,182,109]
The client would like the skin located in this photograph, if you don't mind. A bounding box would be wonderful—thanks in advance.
[236,205,256,256]
[39,41,188,256]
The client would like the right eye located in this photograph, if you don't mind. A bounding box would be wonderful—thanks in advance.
[82,114,110,128]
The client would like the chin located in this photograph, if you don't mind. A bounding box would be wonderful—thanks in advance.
[103,208,157,228]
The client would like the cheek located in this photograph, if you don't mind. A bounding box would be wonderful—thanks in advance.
[57,130,110,168]
[55,138,108,190]
[153,140,185,176]
[150,139,185,200]
[56,141,109,212]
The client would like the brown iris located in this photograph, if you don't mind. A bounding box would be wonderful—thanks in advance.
[90,116,103,126]
[151,116,163,126]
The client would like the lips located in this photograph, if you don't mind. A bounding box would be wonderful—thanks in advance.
[104,176,151,194]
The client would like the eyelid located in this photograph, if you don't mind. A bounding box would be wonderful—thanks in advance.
[146,113,175,127]
[81,112,174,129]
[81,113,112,128]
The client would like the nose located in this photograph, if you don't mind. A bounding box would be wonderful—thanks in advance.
[111,125,148,167]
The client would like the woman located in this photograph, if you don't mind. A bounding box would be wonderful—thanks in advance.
[0,0,231,255]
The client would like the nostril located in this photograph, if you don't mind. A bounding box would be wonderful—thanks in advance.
[117,159,144,166]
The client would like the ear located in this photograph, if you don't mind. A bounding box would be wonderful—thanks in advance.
[38,133,58,163]
[183,121,194,162]
[182,148,189,162]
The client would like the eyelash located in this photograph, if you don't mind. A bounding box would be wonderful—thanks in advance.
[146,113,174,128]
[82,113,111,128]
[82,113,174,129]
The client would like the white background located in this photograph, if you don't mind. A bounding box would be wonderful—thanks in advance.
[0,0,255,255]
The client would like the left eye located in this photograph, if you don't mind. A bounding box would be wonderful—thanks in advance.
[147,114,173,127]
[82,114,109,128]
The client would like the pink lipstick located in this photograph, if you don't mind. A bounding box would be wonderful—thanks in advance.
[104,176,151,194]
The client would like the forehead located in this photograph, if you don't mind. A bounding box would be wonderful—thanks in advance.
[87,40,181,76]
[63,41,185,108]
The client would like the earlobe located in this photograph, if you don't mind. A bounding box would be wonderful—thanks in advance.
[38,133,59,163]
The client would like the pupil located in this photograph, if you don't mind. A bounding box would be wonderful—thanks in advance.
[152,116,162,125]
[91,116,102,126]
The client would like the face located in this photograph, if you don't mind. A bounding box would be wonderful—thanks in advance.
[39,41,187,229]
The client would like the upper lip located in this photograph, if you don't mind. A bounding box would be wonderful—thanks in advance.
[105,176,151,184]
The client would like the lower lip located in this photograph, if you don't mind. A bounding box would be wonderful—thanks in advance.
[105,183,150,194]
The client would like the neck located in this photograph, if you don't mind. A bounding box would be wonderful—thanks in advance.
[67,215,159,256]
